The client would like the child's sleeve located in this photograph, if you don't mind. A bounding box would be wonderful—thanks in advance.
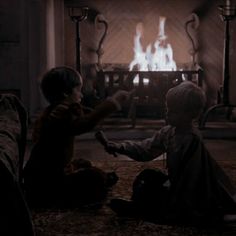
[69,99,118,135]
[112,128,167,162]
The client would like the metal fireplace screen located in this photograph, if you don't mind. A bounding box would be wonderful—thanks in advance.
[96,69,203,123]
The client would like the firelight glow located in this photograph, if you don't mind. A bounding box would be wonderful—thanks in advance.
[129,17,177,84]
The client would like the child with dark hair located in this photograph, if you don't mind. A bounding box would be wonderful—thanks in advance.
[97,81,236,224]
[23,66,130,208]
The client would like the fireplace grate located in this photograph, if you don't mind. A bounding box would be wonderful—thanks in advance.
[97,69,203,127]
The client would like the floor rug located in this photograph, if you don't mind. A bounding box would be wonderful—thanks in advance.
[32,160,236,236]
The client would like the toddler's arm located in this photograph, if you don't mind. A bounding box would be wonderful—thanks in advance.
[95,130,166,162]
[95,131,118,157]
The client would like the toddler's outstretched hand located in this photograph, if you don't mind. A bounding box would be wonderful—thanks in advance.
[104,141,120,157]
[95,131,118,157]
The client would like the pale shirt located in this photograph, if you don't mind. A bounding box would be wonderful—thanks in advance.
[115,125,202,184]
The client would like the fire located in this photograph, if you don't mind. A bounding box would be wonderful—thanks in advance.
[129,22,149,72]
[129,17,177,84]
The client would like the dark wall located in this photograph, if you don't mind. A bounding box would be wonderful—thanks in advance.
[0,0,64,115]
[0,1,29,107]
[0,0,48,115]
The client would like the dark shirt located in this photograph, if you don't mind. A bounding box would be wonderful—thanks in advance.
[24,99,116,183]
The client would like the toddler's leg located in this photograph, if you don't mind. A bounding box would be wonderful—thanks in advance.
[131,168,169,219]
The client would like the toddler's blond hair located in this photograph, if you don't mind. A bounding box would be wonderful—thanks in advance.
[166,81,206,119]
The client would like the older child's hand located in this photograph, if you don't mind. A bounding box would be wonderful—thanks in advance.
[110,89,135,110]
[112,90,130,103]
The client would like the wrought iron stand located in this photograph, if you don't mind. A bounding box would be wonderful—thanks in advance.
[68,7,88,73]
[199,3,236,128]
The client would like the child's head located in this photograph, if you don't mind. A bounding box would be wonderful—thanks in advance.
[166,81,206,127]
[41,66,83,104]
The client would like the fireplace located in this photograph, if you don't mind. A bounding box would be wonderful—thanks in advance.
[64,0,226,123]
[93,13,203,124]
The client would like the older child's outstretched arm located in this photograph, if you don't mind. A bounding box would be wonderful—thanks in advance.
[70,90,132,135]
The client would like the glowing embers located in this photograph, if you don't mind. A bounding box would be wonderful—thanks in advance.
[129,17,177,85]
